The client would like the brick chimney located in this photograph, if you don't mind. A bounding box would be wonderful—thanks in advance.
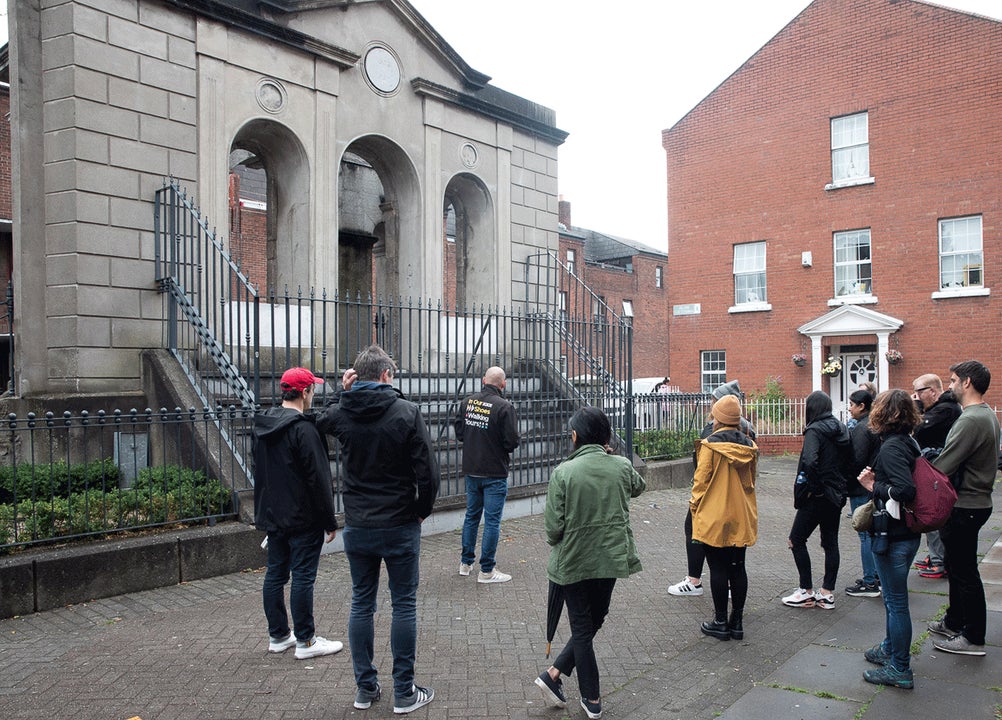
[558,195,571,229]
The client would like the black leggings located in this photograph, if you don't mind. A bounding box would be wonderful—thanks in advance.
[704,545,747,618]
[683,509,707,579]
[788,498,841,591]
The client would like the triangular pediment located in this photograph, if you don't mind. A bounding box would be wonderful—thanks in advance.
[798,305,903,336]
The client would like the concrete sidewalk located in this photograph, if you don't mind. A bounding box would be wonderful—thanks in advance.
[0,455,999,719]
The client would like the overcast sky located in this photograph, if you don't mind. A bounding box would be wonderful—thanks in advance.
[411,0,1002,250]
[3,1,1000,250]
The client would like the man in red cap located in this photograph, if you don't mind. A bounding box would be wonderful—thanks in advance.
[253,366,342,661]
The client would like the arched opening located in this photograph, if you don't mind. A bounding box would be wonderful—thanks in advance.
[443,173,495,308]
[337,136,421,300]
[228,119,311,293]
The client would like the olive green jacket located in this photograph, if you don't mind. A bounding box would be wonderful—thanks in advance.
[544,444,646,585]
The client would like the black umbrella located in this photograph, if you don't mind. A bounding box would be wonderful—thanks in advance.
[545,580,565,658]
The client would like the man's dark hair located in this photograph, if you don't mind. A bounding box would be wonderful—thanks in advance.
[281,388,304,402]
[569,406,611,448]
[950,360,991,395]
[849,389,873,411]
[353,344,398,381]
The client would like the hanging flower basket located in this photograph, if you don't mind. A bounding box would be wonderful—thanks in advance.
[886,349,903,365]
[820,355,842,377]
[792,353,807,367]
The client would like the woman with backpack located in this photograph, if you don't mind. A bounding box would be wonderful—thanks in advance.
[782,391,850,611]
[857,389,922,690]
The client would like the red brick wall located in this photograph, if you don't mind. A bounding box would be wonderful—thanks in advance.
[663,0,1002,396]
[557,233,669,378]
[228,173,268,291]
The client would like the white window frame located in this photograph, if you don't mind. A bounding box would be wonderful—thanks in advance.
[729,241,771,313]
[566,248,576,276]
[826,112,874,190]
[655,265,663,289]
[701,350,726,393]
[829,228,877,306]
[933,215,990,299]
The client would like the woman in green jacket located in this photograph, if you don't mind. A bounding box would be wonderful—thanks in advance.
[533,407,646,720]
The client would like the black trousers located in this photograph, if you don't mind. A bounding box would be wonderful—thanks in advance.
[552,578,616,700]
[941,506,991,645]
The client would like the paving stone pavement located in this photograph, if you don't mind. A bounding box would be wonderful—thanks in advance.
[0,455,999,719]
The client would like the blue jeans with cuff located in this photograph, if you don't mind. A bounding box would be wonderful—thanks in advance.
[461,475,508,573]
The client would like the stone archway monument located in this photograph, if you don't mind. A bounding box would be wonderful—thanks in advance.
[8,0,567,397]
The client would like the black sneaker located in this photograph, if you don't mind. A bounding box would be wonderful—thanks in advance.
[845,579,881,597]
[534,671,567,708]
[580,697,603,719]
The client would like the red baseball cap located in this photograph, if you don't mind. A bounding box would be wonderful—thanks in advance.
[279,367,325,391]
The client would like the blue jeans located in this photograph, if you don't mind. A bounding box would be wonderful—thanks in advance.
[461,475,508,573]
[262,529,324,642]
[872,536,920,672]
[849,495,877,584]
[343,522,421,701]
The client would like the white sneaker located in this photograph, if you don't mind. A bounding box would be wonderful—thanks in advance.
[459,562,473,576]
[667,578,704,596]
[294,635,344,659]
[814,592,835,610]
[781,588,816,608]
[477,568,512,584]
[268,633,296,653]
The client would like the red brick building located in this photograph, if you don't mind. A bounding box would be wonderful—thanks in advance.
[558,199,669,380]
[663,0,1001,415]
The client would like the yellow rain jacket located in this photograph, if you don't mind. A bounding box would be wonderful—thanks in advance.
[690,430,758,548]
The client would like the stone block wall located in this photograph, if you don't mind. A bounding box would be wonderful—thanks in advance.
[13,0,198,396]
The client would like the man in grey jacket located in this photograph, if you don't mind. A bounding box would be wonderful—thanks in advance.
[929,360,1000,657]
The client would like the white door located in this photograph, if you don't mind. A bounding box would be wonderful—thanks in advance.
[831,353,878,421]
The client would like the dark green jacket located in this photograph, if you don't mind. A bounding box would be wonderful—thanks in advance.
[544,444,645,585]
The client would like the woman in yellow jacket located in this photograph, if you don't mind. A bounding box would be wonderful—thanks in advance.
[690,394,759,640]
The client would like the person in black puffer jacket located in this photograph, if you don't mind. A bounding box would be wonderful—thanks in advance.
[782,391,850,611]
[857,389,921,690]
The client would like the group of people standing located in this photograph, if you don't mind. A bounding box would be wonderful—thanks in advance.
[251,347,643,719]
[673,361,998,693]
[250,346,997,718]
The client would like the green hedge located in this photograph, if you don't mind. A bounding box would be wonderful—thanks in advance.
[0,459,121,504]
[634,428,700,461]
[0,463,233,550]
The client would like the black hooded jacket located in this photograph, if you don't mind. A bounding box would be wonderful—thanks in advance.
[914,389,961,450]
[318,384,440,528]
[797,392,851,508]
[252,407,338,534]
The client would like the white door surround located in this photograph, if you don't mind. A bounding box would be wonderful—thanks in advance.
[797,305,904,393]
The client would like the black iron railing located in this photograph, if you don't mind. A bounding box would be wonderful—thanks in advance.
[0,407,249,552]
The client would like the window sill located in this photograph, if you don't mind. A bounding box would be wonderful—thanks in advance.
[828,294,878,307]
[728,302,772,314]
[931,287,990,299]
[824,177,875,191]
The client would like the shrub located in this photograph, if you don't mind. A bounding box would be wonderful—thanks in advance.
[746,376,789,431]
[634,427,700,461]
[0,464,233,551]
[0,459,121,504]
